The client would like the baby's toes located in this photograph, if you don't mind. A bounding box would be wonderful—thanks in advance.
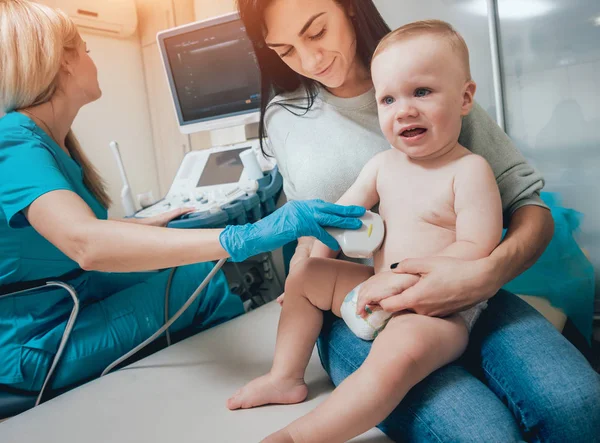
[226,390,244,410]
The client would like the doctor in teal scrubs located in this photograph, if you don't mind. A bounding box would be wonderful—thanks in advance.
[0,0,365,393]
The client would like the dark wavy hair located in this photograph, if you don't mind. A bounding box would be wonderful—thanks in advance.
[236,0,391,156]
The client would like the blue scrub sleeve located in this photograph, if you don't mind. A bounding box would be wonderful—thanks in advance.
[0,129,74,228]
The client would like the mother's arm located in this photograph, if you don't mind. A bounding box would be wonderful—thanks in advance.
[490,206,554,286]
[459,102,555,283]
[489,205,554,286]
[383,206,553,316]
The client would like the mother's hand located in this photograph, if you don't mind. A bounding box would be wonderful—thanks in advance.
[378,257,501,316]
[356,271,420,317]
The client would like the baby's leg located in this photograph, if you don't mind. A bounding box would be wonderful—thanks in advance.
[227,258,373,410]
[277,313,469,443]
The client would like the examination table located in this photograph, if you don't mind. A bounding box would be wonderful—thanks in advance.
[0,301,392,443]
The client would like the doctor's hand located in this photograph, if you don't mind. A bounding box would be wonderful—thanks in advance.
[219,199,365,262]
[377,257,499,316]
[133,207,195,227]
[122,207,195,227]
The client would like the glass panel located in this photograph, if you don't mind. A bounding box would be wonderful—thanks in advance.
[374,0,497,120]
[497,0,600,308]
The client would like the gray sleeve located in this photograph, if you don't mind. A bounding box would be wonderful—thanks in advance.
[459,102,549,224]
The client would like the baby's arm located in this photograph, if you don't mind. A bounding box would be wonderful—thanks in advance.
[436,155,503,260]
[311,154,382,258]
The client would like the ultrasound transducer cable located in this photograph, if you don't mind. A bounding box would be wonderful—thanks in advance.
[100,258,227,377]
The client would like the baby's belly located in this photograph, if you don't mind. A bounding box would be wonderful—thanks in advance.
[373,219,456,273]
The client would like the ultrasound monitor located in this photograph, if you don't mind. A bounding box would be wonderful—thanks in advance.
[157,12,261,134]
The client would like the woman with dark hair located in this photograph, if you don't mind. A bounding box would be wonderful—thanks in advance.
[236,0,600,441]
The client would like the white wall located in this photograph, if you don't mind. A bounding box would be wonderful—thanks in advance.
[496,0,600,304]
[74,31,159,218]
[0,10,159,219]
[194,0,235,20]
[374,0,497,119]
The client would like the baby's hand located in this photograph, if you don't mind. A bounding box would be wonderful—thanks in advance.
[356,272,421,317]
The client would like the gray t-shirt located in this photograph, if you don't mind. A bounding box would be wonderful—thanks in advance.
[265,86,547,223]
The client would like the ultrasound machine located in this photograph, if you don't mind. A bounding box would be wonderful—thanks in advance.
[133,12,282,232]
[130,12,284,308]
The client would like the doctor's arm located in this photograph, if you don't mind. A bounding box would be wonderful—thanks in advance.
[26,190,229,272]
[26,190,365,273]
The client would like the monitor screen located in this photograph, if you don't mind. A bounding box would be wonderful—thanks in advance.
[162,17,261,125]
[196,148,248,187]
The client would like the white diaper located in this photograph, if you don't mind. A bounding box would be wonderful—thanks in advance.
[340,283,393,341]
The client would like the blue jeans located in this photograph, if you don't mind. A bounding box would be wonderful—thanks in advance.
[317,290,600,442]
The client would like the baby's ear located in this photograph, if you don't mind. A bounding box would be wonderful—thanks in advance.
[461,81,477,116]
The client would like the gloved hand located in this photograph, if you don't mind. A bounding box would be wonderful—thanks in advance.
[219,199,366,262]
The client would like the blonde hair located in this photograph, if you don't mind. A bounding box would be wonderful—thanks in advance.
[0,0,111,208]
[373,20,472,80]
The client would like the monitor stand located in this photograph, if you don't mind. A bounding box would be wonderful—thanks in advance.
[210,122,259,147]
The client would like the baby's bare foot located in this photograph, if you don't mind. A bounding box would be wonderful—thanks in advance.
[227,373,308,410]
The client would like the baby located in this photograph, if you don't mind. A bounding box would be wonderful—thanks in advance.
[227,20,503,443]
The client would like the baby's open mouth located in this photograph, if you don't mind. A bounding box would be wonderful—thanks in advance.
[401,128,427,138]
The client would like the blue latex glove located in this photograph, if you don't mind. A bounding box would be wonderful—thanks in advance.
[219,199,366,262]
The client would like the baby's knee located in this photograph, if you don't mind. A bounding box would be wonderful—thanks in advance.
[284,257,322,292]
[391,342,430,374]
[373,317,468,384]
[372,342,430,389]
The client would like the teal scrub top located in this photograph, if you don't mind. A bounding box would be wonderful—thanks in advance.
[0,111,108,286]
